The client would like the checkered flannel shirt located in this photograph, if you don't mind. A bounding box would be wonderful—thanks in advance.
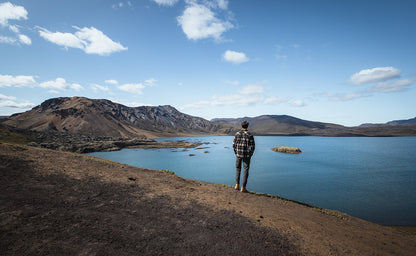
[233,129,255,158]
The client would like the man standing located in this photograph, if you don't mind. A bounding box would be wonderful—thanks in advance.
[233,120,255,192]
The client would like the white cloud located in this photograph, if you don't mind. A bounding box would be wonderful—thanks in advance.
[0,74,37,87]
[177,2,233,41]
[182,81,291,110]
[324,92,369,102]
[71,83,84,91]
[0,74,85,92]
[38,26,127,55]
[0,2,28,27]
[368,79,414,93]
[264,96,289,104]
[0,93,35,110]
[116,78,157,94]
[47,90,60,94]
[202,0,229,10]
[181,93,264,110]
[91,84,110,92]
[105,79,119,85]
[75,26,127,55]
[0,3,31,47]
[151,0,179,6]
[0,35,16,44]
[38,27,84,49]
[212,94,264,106]
[39,78,69,90]
[144,78,157,86]
[291,100,306,107]
[0,100,35,109]
[350,67,401,85]
[222,50,249,64]
[38,77,84,91]
[8,24,19,33]
[18,34,31,45]
[238,84,263,95]
[0,34,31,46]
[112,1,133,9]
[215,0,228,10]
[118,83,146,94]
[0,93,16,100]
[225,80,239,86]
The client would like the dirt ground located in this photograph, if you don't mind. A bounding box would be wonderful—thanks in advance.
[1,143,415,255]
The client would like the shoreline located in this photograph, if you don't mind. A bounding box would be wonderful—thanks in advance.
[1,142,415,255]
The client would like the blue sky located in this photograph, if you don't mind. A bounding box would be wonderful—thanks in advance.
[1,0,415,126]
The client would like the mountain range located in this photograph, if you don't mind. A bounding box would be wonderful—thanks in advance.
[359,117,416,127]
[4,97,233,138]
[3,96,416,138]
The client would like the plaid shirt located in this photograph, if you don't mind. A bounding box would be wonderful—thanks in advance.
[233,129,255,158]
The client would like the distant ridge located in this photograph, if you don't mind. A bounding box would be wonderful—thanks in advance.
[212,115,344,135]
[359,117,416,127]
[3,96,416,138]
[4,97,234,138]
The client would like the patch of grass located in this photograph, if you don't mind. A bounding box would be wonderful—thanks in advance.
[0,124,34,145]
[315,208,349,220]
[389,226,416,235]
[161,169,176,175]
[82,154,122,167]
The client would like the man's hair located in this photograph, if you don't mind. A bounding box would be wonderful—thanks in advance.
[241,120,249,129]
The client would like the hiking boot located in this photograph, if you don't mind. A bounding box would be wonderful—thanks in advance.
[240,186,248,193]
[235,184,240,190]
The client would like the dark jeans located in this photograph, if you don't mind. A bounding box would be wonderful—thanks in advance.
[235,157,251,187]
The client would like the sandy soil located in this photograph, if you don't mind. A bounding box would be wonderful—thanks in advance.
[1,143,415,255]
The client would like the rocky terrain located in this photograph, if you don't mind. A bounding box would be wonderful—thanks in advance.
[271,146,302,154]
[4,97,235,138]
[0,124,201,153]
[1,143,415,255]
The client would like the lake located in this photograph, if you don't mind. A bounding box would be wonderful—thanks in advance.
[87,136,416,226]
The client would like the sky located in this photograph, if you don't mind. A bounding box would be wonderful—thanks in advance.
[0,0,415,126]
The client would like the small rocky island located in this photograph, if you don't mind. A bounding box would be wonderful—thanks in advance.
[271,146,302,154]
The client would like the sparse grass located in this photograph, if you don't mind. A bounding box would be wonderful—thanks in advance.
[315,208,349,220]
[161,169,176,175]
[82,154,123,167]
[389,226,416,235]
[0,124,34,145]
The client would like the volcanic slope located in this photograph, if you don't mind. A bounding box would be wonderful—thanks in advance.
[4,97,234,138]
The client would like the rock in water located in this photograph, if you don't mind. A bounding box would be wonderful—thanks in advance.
[271,146,302,154]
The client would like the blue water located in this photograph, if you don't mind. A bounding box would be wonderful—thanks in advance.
[87,136,416,226]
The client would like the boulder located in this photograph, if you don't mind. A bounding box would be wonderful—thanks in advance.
[271,146,302,154]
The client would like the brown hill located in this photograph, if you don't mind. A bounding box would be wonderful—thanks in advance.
[212,115,344,135]
[4,97,234,138]
[213,115,416,136]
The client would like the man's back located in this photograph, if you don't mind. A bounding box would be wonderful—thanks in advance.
[233,129,255,158]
